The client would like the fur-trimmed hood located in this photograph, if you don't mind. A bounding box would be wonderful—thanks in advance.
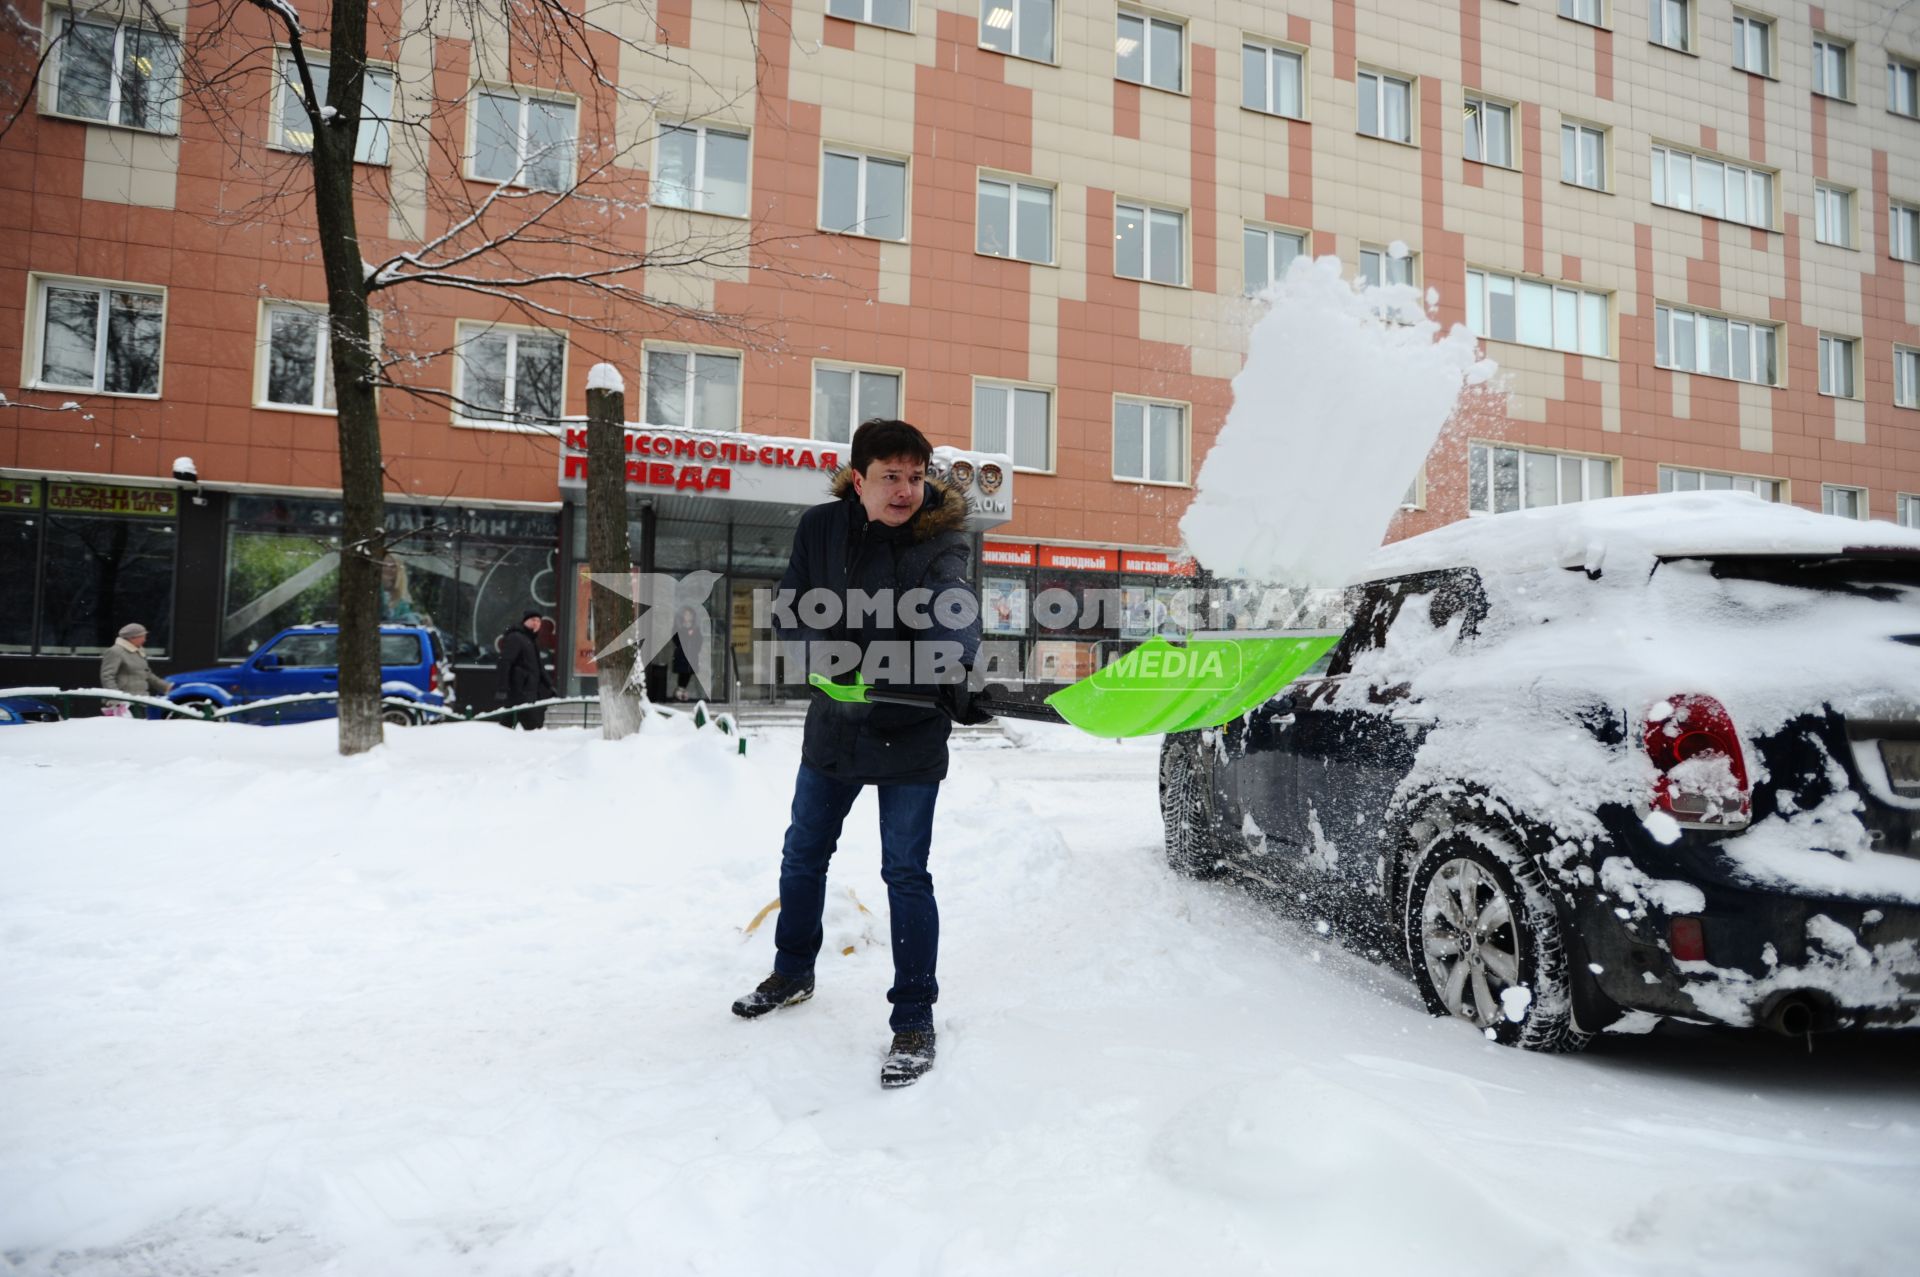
[826,466,970,543]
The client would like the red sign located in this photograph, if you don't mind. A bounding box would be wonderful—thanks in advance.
[1120,550,1197,576]
[1037,546,1117,572]
[981,541,1035,567]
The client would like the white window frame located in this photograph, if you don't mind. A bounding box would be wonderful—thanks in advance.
[1469,441,1617,514]
[1650,0,1692,54]
[1897,346,1920,409]
[1560,119,1607,190]
[1357,67,1415,143]
[1732,11,1774,77]
[1116,9,1186,94]
[976,173,1056,265]
[1891,57,1920,119]
[1243,222,1307,295]
[25,272,167,398]
[980,0,1056,64]
[1112,395,1189,486]
[1814,183,1855,248]
[1897,493,1920,528]
[1813,35,1852,100]
[972,379,1055,473]
[1821,484,1867,520]
[1113,198,1186,286]
[1658,465,1784,501]
[453,321,568,429]
[811,361,904,445]
[820,147,909,241]
[1891,201,1920,263]
[1818,334,1858,399]
[467,87,578,191]
[653,120,751,217]
[1359,244,1417,289]
[1650,144,1775,230]
[1556,0,1606,28]
[826,0,912,33]
[642,345,743,433]
[1464,94,1515,168]
[256,300,373,414]
[270,51,396,166]
[1242,38,1306,120]
[42,9,181,133]
[1653,303,1781,385]
[1465,268,1611,356]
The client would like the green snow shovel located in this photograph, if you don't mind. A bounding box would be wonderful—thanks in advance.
[806,630,1340,738]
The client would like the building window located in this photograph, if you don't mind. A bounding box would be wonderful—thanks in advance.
[1113,398,1186,484]
[1659,466,1783,501]
[1821,484,1866,520]
[1813,36,1851,99]
[813,364,900,444]
[1557,0,1604,27]
[1654,305,1781,384]
[827,0,911,32]
[1817,334,1857,398]
[655,122,749,216]
[980,0,1054,63]
[644,348,741,432]
[31,276,164,396]
[50,12,180,132]
[1360,244,1416,288]
[1244,224,1306,294]
[1651,145,1773,229]
[1732,12,1772,76]
[822,148,907,240]
[261,304,345,411]
[1470,443,1614,513]
[455,324,564,426]
[1650,0,1690,53]
[1892,202,1919,262]
[1242,40,1305,118]
[974,381,1052,471]
[1892,58,1920,119]
[1464,95,1514,167]
[1358,68,1413,142]
[1814,183,1854,247]
[471,90,575,190]
[1114,200,1185,285]
[1466,269,1609,356]
[1898,494,1920,528]
[1116,10,1183,93]
[1898,347,1920,409]
[977,175,1054,264]
[1561,121,1606,189]
[275,56,393,165]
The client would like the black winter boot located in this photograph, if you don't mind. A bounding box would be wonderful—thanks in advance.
[731,971,815,1019]
[879,1030,937,1089]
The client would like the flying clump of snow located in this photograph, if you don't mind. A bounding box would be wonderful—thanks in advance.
[1179,256,1494,583]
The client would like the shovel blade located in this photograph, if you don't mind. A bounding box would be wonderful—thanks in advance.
[1042,632,1339,738]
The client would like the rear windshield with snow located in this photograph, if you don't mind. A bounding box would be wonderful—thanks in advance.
[1667,554,1920,628]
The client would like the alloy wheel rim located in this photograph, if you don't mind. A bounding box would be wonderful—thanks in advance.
[1419,858,1522,1027]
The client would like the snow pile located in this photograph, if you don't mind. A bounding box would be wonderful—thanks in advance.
[1180,256,1493,583]
[585,362,626,395]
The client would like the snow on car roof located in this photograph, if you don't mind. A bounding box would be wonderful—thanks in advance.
[1356,491,1920,583]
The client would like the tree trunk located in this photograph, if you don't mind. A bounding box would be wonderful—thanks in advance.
[312,0,383,755]
[586,386,643,739]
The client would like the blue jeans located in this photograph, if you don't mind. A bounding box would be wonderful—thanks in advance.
[772,764,941,1033]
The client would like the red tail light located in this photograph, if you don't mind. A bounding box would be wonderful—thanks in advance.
[1669,916,1707,962]
[1644,695,1750,826]
[429,659,440,694]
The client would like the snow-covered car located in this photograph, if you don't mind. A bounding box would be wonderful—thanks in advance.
[1160,491,1920,1051]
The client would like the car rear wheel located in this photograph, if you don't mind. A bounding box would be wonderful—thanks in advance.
[1402,825,1591,1053]
[173,696,218,720]
[381,705,418,727]
[1159,731,1226,880]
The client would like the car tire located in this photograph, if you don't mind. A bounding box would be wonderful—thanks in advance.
[381,705,418,727]
[1159,730,1227,880]
[173,696,218,720]
[1401,824,1591,1053]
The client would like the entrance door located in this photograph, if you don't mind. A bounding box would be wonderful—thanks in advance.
[729,577,785,703]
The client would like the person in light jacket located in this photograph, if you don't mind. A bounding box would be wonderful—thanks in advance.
[99,622,169,717]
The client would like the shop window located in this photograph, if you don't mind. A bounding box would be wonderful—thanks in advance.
[981,0,1053,62]
[0,497,40,652]
[49,11,180,132]
[275,55,393,164]
[644,347,741,431]
[977,175,1054,264]
[470,89,576,190]
[1468,443,1614,514]
[30,275,164,396]
[1116,9,1183,93]
[1244,224,1305,294]
[973,381,1052,471]
[1113,397,1186,484]
[38,507,177,655]
[813,364,900,444]
[455,323,565,426]
[828,0,911,32]
[982,575,1030,636]
[1114,200,1184,285]
[822,148,907,240]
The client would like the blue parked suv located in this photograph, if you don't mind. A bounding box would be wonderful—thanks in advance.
[166,624,451,724]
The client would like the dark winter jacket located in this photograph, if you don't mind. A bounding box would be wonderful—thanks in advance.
[778,468,980,785]
[497,625,553,705]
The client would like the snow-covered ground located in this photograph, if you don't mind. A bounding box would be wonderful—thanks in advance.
[3,718,1917,1276]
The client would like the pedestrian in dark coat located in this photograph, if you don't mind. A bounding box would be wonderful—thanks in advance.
[731,419,984,1090]
[497,611,555,729]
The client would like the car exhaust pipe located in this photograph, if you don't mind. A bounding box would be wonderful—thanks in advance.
[1759,991,1834,1038]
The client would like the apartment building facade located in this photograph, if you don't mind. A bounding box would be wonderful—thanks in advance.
[2,0,1916,699]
